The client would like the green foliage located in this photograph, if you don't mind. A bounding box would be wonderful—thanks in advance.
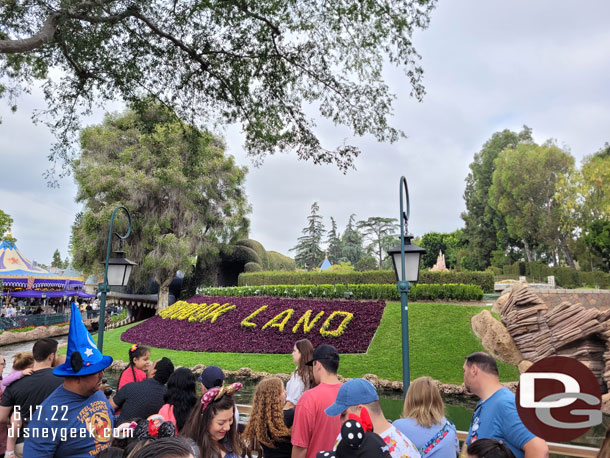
[51,249,67,269]
[341,214,365,266]
[244,262,262,273]
[461,127,534,270]
[102,302,519,384]
[583,220,610,271]
[70,103,250,300]
[326,217,343,265]
[239,270,396,286]
[266,252,296,271]
[357,217,399,268]
[489,141,575,264]
[0,0,437,177]
[419,270,494,293]
[500,261,610,288]
[238,269,494,292]
[328,261,355,272]
[291,202,326,270]
[199,283,484,301]
[0,209,15,243]
[356,256,378,271]
[419,230,464,269]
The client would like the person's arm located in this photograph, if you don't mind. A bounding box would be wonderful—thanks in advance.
[0,405,12,424]
[2,370,26,388]
[523,437,549,458]
[292,446,307,458]
[111,386,127,410]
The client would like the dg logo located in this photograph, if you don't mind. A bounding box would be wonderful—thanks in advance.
[516,356,602,442]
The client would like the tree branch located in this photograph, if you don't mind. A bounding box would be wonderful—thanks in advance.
[0,13,60,54]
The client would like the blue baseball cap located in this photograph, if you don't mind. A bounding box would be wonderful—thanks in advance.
[325,378,379,417]
[198,365,224,389]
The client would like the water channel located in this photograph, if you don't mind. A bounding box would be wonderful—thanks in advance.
[1,338,606,450]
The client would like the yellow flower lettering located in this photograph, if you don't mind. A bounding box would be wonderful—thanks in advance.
[240,305,268,329]
[319,311,354,337]
[292,310,325,334]
[262,309,295,332]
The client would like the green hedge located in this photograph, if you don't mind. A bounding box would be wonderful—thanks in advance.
[198,283,484,301]
[501,262,610,288]
[238,270,494,292]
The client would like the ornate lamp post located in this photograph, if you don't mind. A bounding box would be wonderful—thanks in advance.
[386,176,426,395]
[97,206,136,352]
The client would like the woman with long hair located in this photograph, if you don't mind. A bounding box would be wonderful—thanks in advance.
[182,383,244,458]
[393,376,459,458]
[159,367,198,433]
[284,339,315,409]
[118,344,151,389]
[243,377,293,458]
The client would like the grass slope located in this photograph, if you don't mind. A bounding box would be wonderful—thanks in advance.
[97,302,520,384]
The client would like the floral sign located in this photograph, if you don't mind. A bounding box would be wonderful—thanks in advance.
[121,296,385,353]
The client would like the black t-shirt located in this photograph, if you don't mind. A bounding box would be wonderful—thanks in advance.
[1,367,63,442]
[261,409,294,458]
[114,378,167,424]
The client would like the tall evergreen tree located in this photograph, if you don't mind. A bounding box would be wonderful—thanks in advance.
[51,249,63,268]
[461,126,533,269]
[326,217,343,265]
[341,214,365,266]
[291,202,326,270]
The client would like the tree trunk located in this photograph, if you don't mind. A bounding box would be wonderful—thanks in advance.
[523,240,534,262]
[157,279,173,312]
[559,237,576,269]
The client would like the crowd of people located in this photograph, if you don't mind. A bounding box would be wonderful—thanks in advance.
[0,302,572,458]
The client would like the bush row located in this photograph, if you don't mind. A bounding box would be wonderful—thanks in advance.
[238,270,494,292]
[501,261,610,288]
[198,283,484,301]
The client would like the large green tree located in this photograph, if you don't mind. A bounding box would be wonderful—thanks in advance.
[461,127,533,269]
[583,219,610,272]
[291,202,325,271]
[419,230,463,269]
[489,141,575,265]
[357,217,399,268]
[341,214,364,266]
[51,249,64,268]
[325,217,342,265]
[71,103,249,308]
[0,1,436,177]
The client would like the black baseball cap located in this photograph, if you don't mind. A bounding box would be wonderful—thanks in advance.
[306,344,340,366]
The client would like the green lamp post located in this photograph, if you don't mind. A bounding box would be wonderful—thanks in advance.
[386,176,426,395]
[97,206,136,352]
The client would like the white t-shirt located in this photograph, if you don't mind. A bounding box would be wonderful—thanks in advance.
[286,371,306,405]
[336,424,421,458]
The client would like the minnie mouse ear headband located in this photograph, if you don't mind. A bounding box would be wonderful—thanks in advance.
[316,420,391,458]
[133,415,176,440]
[201,382,242,413]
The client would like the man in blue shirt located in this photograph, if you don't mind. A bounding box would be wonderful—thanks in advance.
[463,352,548,458]
[24,303,114,457]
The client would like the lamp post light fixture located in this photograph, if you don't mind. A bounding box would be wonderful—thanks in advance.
[386,176,426,395]
[97,206,135,352]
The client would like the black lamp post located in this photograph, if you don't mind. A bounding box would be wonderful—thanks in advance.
[97,206,136,352]
[386,176,426,395]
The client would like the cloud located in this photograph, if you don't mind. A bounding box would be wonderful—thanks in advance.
[1,0,610,262]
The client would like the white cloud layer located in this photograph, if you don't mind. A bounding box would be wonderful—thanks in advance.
[1,0,609,265]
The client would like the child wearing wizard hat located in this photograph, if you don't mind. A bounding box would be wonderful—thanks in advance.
[23,303,115,458]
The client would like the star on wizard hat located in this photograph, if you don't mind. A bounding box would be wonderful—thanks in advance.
[53,303,113,377]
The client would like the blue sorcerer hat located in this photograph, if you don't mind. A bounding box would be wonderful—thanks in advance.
[53,303,113,377]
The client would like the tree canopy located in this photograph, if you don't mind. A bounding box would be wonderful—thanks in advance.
[357,217,398,268]
[70,102,249,307]
[0,0,437,178]
[0,209,14,242]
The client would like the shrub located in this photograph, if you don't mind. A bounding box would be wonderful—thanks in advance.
[198,283,483,301]
[238,269,494,292]
[418,271,494,293]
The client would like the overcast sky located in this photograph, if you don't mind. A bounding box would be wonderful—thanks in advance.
[1,1,609,267]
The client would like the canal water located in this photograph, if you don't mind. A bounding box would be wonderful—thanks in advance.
[1,339,606,449]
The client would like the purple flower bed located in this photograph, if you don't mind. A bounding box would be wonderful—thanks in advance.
[121,296,385,353]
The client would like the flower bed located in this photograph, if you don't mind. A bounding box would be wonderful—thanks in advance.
[121,296,385,353]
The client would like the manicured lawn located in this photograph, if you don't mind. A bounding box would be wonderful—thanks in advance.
[94,302,520,385]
